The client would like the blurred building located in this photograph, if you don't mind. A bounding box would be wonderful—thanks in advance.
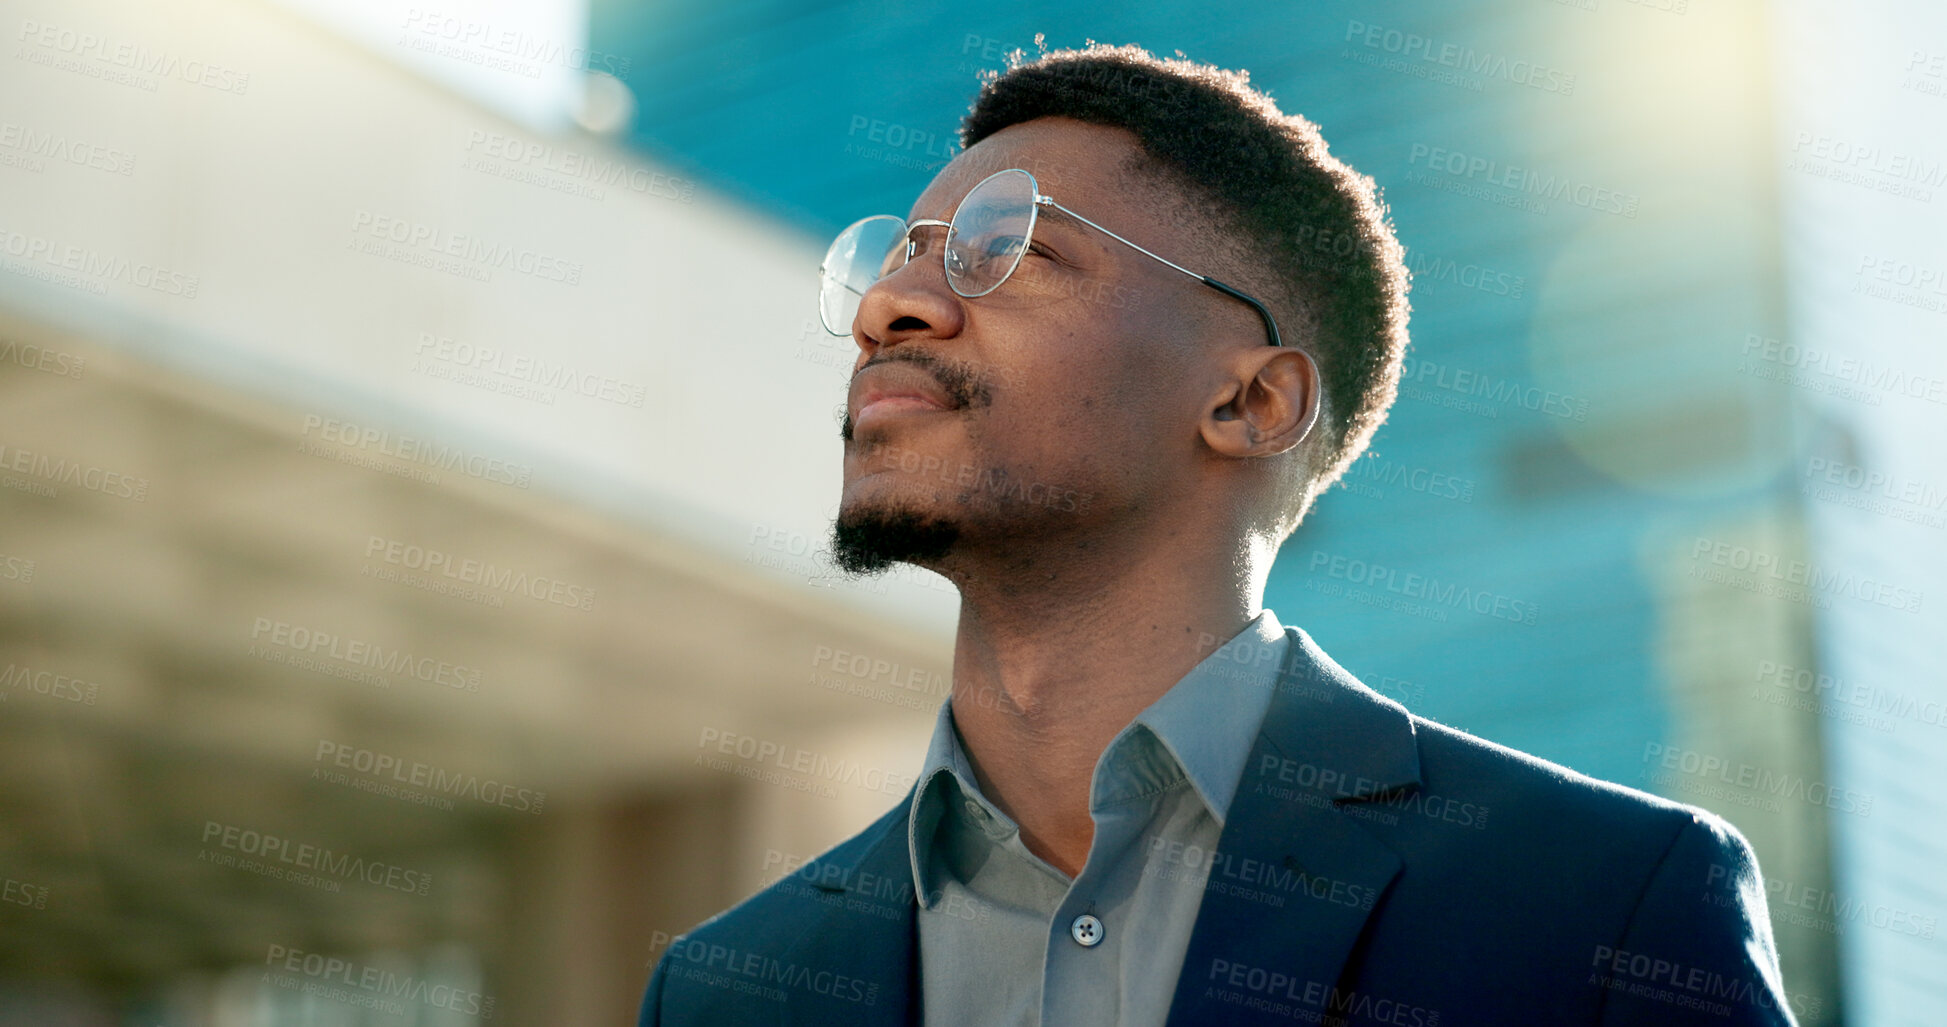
[2,0,1942,1024]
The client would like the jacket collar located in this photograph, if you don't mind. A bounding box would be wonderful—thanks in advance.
[1164,625,1421,1024]
[788,801,921,1025]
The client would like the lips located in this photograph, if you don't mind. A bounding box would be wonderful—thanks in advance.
[847,362,958,426]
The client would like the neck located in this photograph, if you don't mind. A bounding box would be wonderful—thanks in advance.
[936,524,1269,877]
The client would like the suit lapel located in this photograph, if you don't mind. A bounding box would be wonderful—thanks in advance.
[1166,627,1422,1025]
[784,793,922,1026]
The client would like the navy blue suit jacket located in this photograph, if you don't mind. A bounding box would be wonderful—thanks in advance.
[640,627,1798,1025]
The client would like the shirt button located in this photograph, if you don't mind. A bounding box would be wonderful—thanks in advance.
[1070,914,1103,947]
[963,800,1007,839]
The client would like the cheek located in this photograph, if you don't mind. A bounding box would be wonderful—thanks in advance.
[989,378,1163,493]
[999,362,1126,443]
[977,306,1182,448]
[1090,353,1191,435]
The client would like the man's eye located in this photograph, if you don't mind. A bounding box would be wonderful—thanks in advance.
[984,236,1028,260]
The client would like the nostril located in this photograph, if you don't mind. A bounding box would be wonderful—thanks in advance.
[888,316,931,332]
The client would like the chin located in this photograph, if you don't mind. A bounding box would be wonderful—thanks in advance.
[829,499,959,577]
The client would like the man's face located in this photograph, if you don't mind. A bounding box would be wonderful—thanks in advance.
[831,117,1258,577]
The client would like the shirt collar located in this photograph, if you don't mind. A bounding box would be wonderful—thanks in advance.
[906,609,1291,909]
[907,699,977,909]
[1133,607,1287,829]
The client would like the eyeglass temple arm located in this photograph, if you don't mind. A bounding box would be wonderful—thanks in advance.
[1038,197,1282,347]
[1201,278,1284,349]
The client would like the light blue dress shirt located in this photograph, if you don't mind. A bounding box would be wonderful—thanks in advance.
[907,610,1291,1025]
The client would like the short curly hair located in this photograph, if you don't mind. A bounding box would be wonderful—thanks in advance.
[961,43,1411,534]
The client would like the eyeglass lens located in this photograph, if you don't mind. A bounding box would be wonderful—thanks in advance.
[817,169,1040,335]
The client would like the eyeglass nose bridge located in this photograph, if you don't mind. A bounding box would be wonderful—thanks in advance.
[897,217,953,264]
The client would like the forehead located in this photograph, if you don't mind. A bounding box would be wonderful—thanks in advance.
[905,117,1150,223]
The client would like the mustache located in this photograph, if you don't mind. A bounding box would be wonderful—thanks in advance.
[839,350,994,441]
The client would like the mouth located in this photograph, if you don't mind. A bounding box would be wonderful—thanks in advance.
[844,353,989,443]
[853,393,953,430]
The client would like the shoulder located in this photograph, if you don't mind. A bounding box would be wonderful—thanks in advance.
[1371,712,1771,925]
[1409,712,1718,840]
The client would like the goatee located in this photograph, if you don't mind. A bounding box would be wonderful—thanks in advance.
[830,505,958,575]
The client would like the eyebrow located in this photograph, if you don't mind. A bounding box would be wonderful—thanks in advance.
[1033,203,1086,232]
[901,191,1096,247]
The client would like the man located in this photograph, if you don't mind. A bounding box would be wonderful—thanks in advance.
[640,43,1795,1026]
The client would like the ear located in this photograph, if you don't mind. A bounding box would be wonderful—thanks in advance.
[1199,347,1321,459]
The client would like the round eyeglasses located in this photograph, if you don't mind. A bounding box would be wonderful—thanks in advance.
[817,168,1282,347]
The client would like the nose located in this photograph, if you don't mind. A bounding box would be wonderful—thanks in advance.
[852,226,966,360]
